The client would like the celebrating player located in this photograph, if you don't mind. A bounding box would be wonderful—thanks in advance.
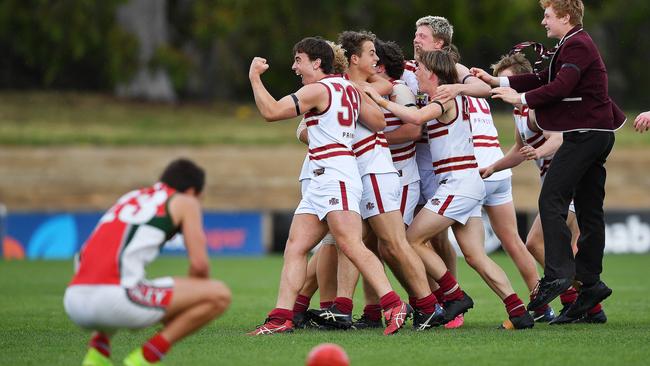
[248,36,410,336]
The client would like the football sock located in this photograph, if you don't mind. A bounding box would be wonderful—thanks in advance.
[433,288,445,303]
[588,303,603,315]
[438,271,463,301]
[408,296,417,309]
[334,297,353,314]
[320,301,334,309]
[504,294,526,318]
[268,308,293,325]
[142,333,170,363]
[416,293,438,314]
[560,287,578,305]
[363,304,382,322]
[379,291,401,311]
[293,294,311,315]
[89,332,110,358]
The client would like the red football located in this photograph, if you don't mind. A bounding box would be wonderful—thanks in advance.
[306,343,350,366]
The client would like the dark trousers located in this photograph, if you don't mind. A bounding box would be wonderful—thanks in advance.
[539,130,615,285]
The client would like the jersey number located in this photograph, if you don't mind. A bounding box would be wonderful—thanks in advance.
[332,83,359,127]
[100,189,168,225]
[466,97,491,114]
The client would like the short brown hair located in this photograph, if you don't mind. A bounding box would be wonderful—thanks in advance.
[292,37,334,74]
[337,30,376,62]
[417,50,458,86]
[491,53,533,76]
[539,0,584,26]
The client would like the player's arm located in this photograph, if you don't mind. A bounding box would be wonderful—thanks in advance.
[481,127,526,178]
[169,194,210,279]
[296,118,308,145]
[249,57,325,121]
[537,131,563,157]
[432,63,492,101]
[358,89,387,132]
[365,85,449,126]
[383,84,422,144]
[367,75,393,96]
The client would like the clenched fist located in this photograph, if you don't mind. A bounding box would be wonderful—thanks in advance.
[249,57,270,79]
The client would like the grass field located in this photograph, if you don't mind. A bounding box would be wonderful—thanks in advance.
[1,253,649,365]
[0,92,647,147]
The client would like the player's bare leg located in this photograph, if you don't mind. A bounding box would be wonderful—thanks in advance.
[328,210,411,335]
[452,217,533,329]
[316,243,338,305]
[275,214,329,310]
[485,203,540,291]
[126,278,231,363]
[293,248,321,328]
[431,229,457,277]
[406,210,472,324]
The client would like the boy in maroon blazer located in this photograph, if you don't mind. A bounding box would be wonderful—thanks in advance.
[474,0,624,324]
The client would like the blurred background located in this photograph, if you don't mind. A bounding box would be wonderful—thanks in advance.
[1,0,649,260]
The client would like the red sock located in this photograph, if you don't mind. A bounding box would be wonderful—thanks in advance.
[320,301,334,309]
[415,293,438,314]
[89,332,110,357]
[293,294,311,314]
[363,304,382,322]
[504,294,526,318]
[268,308,293,325]
[588,303,602,315]
[379,291,401,311]
[408,296,418,309]
[334,297,353,314]
[433,288,445,303]
[530,293,550,314]
[142,333,170,363]
[560,287,578,305]
[437,271,463,301]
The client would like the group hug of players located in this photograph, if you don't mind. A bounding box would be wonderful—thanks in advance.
[247,14,607,336]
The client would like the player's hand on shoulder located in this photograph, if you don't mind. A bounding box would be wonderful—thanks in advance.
[249,57,270,78]
[470,67,498,86]
[363,85,382,104]
[433,84,460,103]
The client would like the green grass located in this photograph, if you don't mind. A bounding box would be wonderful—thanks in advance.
[1,253,649,365]
[0,92,647,147]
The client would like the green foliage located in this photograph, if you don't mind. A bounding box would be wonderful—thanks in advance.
[150,45,193,90]
[0,0,138,88]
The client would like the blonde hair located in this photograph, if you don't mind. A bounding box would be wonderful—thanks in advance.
[491,53,533,76]
[539,0,584,26]
[415,16,453,46]
[326,40,348,74]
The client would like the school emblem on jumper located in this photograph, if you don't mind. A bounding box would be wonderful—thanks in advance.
[430,198,441,206]
[329,197,340,206]
[366,202,375,210]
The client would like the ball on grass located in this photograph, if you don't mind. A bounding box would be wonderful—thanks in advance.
[306,343,350,366]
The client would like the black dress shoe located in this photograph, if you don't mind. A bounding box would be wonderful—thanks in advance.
[527,277,573,311]
[565,281,612,318]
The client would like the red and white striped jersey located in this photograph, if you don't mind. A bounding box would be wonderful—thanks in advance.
[428,95,485,200]
[513,107,553,181]
[70,183,179,287]
[383,81,420,186]
[466,96,512,181]
[353,121,396,177]
[304,75,363,186]
[402,59,419,96]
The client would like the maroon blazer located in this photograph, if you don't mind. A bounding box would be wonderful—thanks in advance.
[508,25,625,132]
